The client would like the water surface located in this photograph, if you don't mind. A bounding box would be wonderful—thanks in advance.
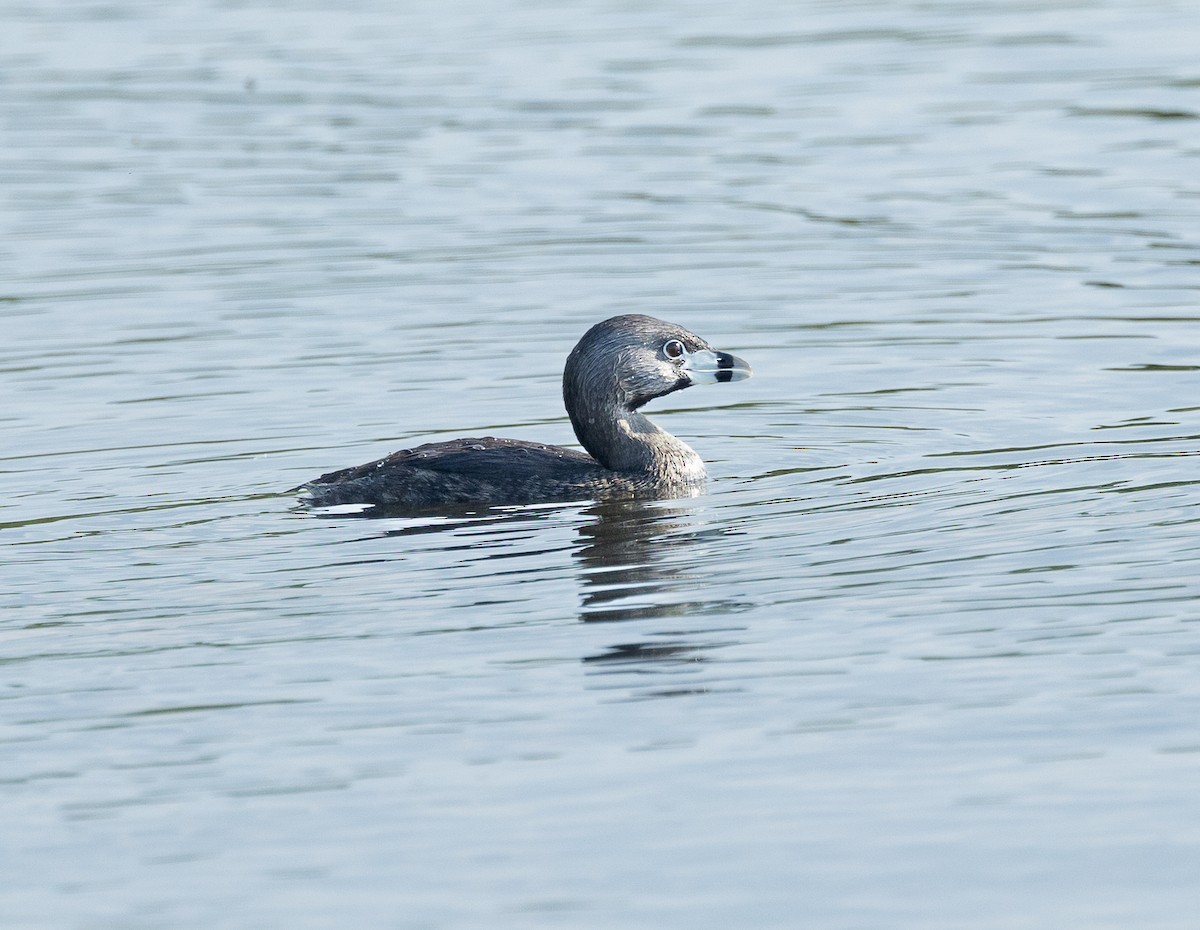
[3,1,1200,927]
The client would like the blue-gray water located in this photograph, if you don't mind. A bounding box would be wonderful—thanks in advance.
[4,1,1200,927]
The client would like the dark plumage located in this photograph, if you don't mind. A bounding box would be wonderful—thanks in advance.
[296,314,751,510]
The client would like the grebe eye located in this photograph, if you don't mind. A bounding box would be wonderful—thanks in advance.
[663,339,685,359]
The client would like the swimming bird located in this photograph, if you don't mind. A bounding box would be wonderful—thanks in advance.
[297,314,751,510]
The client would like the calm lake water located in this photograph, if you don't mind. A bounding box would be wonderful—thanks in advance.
[4,0,1200,927]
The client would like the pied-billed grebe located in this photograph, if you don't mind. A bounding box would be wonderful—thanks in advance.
[297,314,751,509]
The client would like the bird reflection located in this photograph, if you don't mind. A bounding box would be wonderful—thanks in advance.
[359,494,750,682]
[575,499,721,620]
[573,498,750,679]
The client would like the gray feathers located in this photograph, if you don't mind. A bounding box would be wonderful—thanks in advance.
[299,315,743,510]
